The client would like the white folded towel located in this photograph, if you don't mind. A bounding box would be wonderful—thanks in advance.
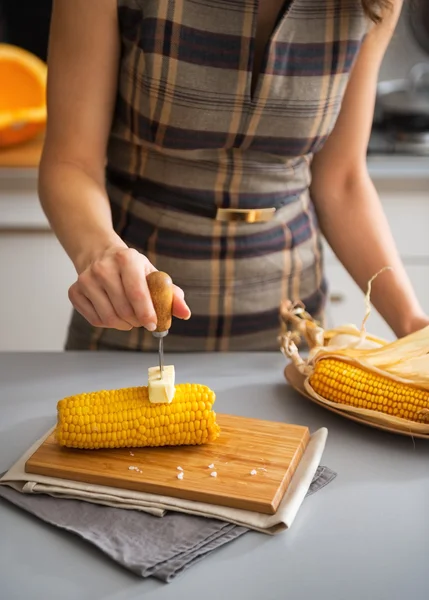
[0,426,329,534]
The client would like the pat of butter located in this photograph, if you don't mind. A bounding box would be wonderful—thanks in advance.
[148,365,175,404]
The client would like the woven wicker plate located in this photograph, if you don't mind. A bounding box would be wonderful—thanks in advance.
[284,362,429,440]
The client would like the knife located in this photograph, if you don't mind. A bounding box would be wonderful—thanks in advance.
[146,271,174,378]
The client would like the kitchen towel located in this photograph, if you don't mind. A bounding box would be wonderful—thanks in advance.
[0,426,331,534]
[0,465,335,582]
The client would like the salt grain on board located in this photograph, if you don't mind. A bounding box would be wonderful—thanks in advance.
[177,471,184,480]
[210,471,217,478]
[250,469,257,476]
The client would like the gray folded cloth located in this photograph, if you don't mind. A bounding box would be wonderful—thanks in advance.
[0,465,335,583]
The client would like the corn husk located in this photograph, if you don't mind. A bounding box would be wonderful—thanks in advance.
[280,268,429,435]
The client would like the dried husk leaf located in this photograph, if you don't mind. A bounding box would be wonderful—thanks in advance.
[325,331,385,351]
[324,324,387,349]
[279,300,325,349]
[312,325,429,388]
[359,266,393,336]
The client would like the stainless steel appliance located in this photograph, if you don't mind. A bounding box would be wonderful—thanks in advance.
[369,0,429,156]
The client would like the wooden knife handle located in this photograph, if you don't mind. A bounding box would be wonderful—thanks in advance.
[146,271,173,332]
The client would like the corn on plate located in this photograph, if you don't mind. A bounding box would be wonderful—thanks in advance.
[279,268,429,435]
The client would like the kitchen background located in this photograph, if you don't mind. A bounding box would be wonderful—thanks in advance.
[0,1,428,351]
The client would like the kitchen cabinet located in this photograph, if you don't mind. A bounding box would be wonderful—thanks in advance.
[0,138,76,351]
[0,143,428,350]
[0,231,75,351]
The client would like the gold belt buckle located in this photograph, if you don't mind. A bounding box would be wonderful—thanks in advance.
[215,207,276,223]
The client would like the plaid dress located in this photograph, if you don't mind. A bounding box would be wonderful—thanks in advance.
[65,0,368,352]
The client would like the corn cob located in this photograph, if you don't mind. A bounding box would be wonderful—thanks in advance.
[308,358,429,423]
[56,383,220,449]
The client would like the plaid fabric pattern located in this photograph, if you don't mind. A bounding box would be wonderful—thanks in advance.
[65,0,367,352]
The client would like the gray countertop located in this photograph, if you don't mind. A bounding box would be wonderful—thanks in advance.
[1,351,428,600]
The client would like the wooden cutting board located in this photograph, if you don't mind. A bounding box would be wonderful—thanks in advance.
[25,414,310,515]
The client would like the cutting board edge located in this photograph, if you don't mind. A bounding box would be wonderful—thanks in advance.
[24,461,280,515]
[270,427,311,510]
[24,414,311,516]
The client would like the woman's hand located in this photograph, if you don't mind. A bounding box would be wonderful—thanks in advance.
[68,245,191,331]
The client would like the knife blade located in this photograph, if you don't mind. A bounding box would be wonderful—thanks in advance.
[146,271,174,378]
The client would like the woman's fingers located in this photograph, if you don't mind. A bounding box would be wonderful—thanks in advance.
[68,284,103,327]
[117,249,158,329]
[69,283,132,331]
[172,285,191,320]
[75,273,134,331]
[90,257,142,328]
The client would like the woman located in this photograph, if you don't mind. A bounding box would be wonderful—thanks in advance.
[39,0,429,352]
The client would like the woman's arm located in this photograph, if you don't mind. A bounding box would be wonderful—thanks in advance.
[309,0,428,338]
[39,0,122,275]
[39,0,190,331]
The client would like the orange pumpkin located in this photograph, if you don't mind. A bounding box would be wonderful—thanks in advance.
[0,44,47,148]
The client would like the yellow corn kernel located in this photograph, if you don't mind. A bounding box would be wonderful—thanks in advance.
[56,383,220,449]
[309,358,429,423]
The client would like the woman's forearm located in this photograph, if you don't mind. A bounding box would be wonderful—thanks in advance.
[38,158,190,329]
[38,160,126,273]
[313,173,426,337]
